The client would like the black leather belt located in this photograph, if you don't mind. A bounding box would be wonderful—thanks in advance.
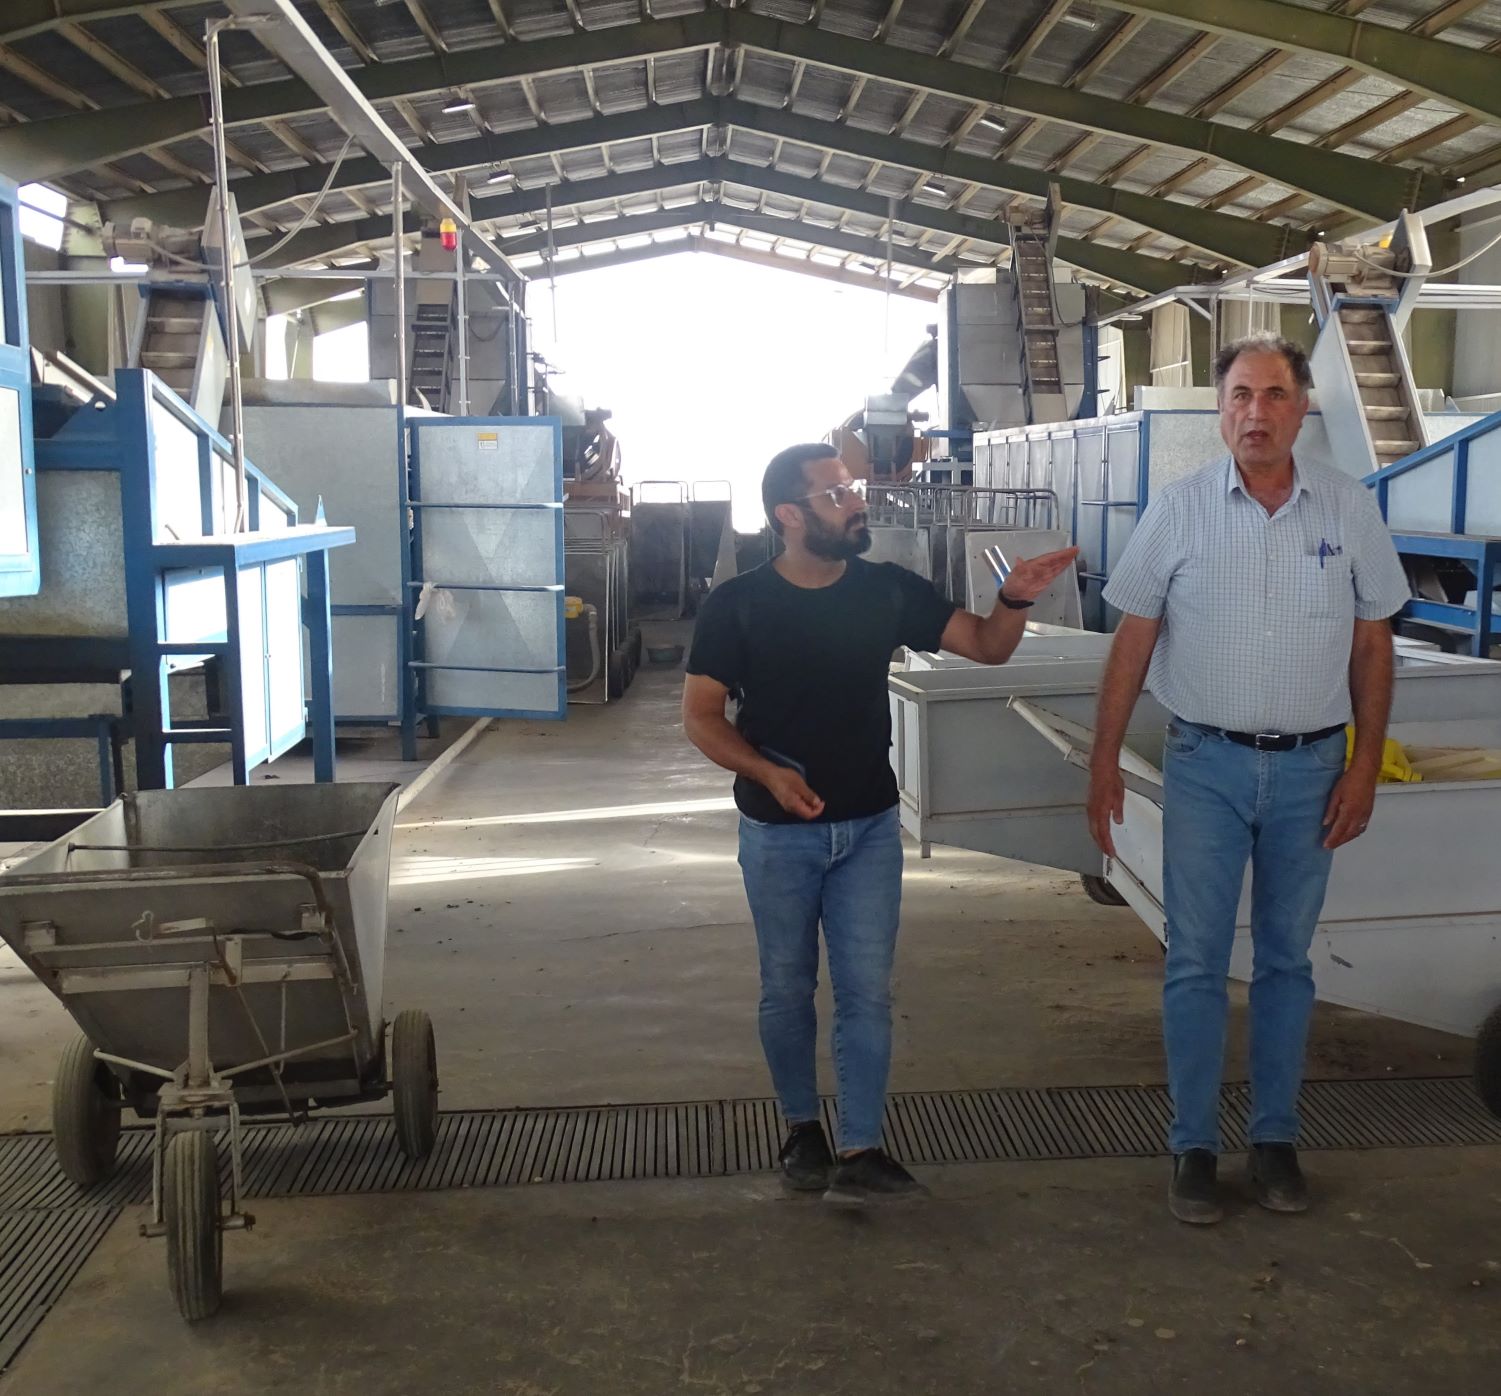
[1201,723,1345,753]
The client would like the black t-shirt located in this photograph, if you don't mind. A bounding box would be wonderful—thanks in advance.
[687,558,957,824]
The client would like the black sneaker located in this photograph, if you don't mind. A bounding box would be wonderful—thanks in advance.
[823,1148,929,1208]
[1169,1149,1223,1225]
[777,1121,834,1192]
[1249,1143,1309,1214]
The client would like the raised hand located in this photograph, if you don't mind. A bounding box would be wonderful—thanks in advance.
[1000,547,1081,604]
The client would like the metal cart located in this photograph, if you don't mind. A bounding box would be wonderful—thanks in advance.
[0,782,437,1320]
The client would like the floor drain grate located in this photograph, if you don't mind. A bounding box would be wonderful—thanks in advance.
[1,1076,1496,1216]
[0,1208,118,1371]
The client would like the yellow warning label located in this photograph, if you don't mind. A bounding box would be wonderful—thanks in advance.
[477,431,498,450]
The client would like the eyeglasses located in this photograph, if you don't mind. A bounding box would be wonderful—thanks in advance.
[796,481,868,511]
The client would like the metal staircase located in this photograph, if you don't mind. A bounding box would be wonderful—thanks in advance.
[409,301,456,412]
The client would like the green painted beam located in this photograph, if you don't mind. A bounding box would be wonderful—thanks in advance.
[496,201,967,274]
[270,151,1188,294]
[249,208,425,267]
[1,11,1445,223]
[744,104,1289,267]
[109,91,1279,271]
[261,276,365,316]
[730,12,1446,220]
[98,101,721,228]
[528,235,943,300]
[0,2,197,44]
[472,156,1011,250]
[0,14,718,185]
[1106,0,1501,126]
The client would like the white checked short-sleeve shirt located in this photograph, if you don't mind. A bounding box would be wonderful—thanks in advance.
[1101,456,1410,733]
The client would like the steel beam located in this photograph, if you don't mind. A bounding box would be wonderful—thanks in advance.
[277,155,1191,293]
[223,0,522,298]
[2,2,199,44]
[0,11,1443,221]
[99,101,720,229]
[744,104,1293,266]
[530,232,943,299]
[0,14,719,185]
[1104,0,1501,126]
[97,95,1284,266]
[494,200,966,274]
[737,12,1440,219]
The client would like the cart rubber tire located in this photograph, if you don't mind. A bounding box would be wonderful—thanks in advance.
[1080,873,1127,907]
[165,1131,222,1322]
[52,1034,121,1187]
[391,1009,439,1160]
[1476,1003,1501,1119]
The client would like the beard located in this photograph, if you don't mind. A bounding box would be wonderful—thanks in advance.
[805,515,872,561]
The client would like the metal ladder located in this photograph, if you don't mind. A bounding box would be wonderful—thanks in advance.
[409,301,455,412]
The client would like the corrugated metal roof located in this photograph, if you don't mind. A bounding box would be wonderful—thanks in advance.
[4,0,1499,291]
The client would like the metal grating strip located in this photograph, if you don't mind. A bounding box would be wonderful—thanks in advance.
[0,1078,1497,1214]
[0,1208,118,1371]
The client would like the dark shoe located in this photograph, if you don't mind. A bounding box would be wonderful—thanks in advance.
[1169,1149,1223,1225]
[778,1121,834,1192]
[1249,1143,1309,1214]
[823,1148,929,1208]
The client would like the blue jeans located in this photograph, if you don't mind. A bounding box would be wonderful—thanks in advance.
[737,806,903,1152]
[1162,719,1345,1155]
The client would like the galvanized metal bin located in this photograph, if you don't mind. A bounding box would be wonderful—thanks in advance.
[0,781,438,1320]
[1010,689,1501,1085]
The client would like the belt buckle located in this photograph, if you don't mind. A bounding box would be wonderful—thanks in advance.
[1253,732,1284,752]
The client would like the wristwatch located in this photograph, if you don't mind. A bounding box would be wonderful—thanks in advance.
[996,588,1034,611]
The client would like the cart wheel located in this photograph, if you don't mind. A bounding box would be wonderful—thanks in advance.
[607,648,626,700]
[1476,1003,1501,1119]
[52,1034,121,1187]
[391,1009,439,1160]
[1080,873,1127,907]
[165,1131,222,1322]
[629,626,644,670]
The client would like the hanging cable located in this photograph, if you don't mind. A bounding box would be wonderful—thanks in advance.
[246,135,356,266]
[1351,220,1501,280]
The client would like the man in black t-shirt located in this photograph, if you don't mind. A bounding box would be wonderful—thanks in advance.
[683,442,1077,1206]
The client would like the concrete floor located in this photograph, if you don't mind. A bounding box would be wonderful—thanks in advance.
[2,651,1498,1393]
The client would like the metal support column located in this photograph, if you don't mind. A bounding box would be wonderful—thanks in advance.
[456,242,469,416]
[206,19,249,532]
[304,548,336,781]
[391,165,406,406]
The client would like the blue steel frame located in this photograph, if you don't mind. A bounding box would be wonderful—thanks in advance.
[1363,409,1501,656]
[0,179,39,599]
[0,716,124,804]
[402,415,565,757]
[30,369,353,786]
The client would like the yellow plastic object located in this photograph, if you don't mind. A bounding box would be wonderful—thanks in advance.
[1345,727,1421,783]
[564,595,585,620]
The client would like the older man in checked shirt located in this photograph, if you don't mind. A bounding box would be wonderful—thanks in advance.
[1087,334,1411,1225]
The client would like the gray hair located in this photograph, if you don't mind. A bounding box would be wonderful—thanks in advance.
[1212,333,1312,394]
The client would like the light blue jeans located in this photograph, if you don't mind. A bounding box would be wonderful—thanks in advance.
[1162,719,1345,1155]
[737,807,903,1152]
